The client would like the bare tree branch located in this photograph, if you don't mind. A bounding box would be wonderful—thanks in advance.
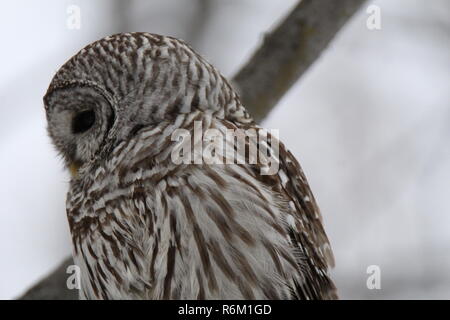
[232,0,366,123]
[18,0,365,300]
[18,258,77,300]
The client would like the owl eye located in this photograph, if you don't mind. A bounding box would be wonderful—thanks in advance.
[72,110,96,134]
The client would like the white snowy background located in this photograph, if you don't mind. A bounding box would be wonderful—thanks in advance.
[0,0,449,299]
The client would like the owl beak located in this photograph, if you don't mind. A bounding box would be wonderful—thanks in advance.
[69,162,81,177]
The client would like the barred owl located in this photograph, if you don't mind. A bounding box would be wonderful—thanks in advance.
[44,33,336,300]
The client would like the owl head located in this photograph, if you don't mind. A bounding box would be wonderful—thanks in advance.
[44,32,251,175]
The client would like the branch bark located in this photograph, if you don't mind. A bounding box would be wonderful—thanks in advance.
[18,0,365,300]
[19,257,77,300]
[232,0,366,123]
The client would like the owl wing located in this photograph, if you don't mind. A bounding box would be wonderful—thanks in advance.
[222,118,336,299]
[275,141,337,299]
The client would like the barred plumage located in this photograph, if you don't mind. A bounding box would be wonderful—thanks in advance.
[44,32,336,299]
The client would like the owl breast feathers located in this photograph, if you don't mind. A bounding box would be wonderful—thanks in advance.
[44,32,336,299]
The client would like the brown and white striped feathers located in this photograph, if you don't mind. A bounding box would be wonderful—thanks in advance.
[44,32,336,299]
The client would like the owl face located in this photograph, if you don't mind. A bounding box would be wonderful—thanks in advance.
[44,32,250,175]
[45,85,114,174]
